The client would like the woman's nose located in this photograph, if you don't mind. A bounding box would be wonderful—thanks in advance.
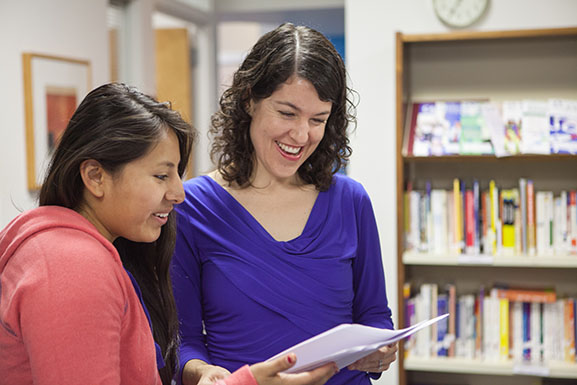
[167,177,185,204]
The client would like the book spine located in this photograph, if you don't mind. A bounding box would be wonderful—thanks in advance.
[519,178,527,254]
[527,180,536,256]
[564,298,576,362]
[447,284,457,357]
[502,189,515,254]
[495,288,556,303]
[530,302,542,364]
[473,179,481,254]
[499,298,510,360]
[465,190,475,254]
[569,190,577,254]
[489,180,498,255]
[523,302,531,361]
[512,301,523,362]
[437,294,449,356]
[453,178,463,254]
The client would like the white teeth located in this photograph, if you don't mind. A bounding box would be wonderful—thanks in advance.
[154,213,169,218]
[276,141,301,155]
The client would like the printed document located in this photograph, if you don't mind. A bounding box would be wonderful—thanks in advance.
[268,313,449,373]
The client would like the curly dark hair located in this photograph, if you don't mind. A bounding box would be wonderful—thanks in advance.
[210,22,356,191]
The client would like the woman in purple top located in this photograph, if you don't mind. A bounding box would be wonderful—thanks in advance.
[172,23,397,385]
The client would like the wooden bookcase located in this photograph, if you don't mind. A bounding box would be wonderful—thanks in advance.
[395,27,577,385]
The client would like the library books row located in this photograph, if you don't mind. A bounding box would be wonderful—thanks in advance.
[402,99,577,157]
[404,283,576,365]
[404,178,577,257]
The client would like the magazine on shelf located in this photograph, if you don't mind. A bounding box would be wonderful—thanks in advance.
[267,313,449,373]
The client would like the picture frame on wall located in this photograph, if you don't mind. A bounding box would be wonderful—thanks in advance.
[22,53,91,190]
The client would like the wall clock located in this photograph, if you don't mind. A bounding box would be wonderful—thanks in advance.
[433,0,489,28]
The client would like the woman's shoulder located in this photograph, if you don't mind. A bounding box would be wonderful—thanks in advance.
[330,172,369,198]
[183,174,214,190]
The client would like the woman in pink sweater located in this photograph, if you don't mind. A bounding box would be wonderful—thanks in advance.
[0,83,337,385]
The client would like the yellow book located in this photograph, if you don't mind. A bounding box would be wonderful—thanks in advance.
[453,178,462,254]
[499,298,509,360]
[489,180,498,255]
[502,189,516,254]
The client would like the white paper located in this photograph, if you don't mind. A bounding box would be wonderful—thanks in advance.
[267,313,449,373]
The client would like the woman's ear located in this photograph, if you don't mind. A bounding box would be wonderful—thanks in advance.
[246,100,254,117]
[79,159,106,198]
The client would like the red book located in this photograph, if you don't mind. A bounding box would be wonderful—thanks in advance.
[494,288,556,303]
[465,190,475,252]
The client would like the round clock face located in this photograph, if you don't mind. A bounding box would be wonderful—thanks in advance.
[433,0,489,28]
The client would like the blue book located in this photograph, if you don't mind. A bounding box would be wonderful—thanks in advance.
[522,302,531,361]
[437,294,449,356]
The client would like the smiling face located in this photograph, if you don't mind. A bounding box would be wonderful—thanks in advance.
[248,75,332,185]
[86,128,185,243]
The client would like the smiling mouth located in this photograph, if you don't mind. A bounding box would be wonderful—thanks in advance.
[275,141,302,155]
[153,213,169,218]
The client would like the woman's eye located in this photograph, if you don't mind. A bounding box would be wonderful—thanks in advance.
[311,118,326,125]
[279,111,295,117]
[155,175,168,181]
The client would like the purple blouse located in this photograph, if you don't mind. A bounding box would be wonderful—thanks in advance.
[172,174,393,385]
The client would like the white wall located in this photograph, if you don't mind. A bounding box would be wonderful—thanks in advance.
[0,0,109,228]
[345,1,577,384]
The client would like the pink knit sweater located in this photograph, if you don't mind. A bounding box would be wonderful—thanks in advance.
[0,206,257,385]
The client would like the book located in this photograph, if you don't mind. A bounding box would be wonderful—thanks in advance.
[267,314,450,373]
[493,287,557,303]
[549,98,577,154]
[521,100,550,154]
[502,101,523,155]
[437,294,449,356]
[527,180,536,256]
[499,298,510,360]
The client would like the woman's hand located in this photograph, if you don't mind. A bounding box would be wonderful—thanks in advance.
[347,343,398,373]
[250,353,338,385]
[182,359,231,385]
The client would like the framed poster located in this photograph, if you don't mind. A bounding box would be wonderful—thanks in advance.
[22,53,91,190]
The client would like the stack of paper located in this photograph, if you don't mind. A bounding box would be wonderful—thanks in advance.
[267,313,449,373]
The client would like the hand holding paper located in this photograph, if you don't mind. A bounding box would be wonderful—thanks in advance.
[267,313,449,373]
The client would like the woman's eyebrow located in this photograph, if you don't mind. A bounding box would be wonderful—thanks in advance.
[274,100,331,116]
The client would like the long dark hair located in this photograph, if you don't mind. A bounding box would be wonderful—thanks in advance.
[210,22,356,191]
[39,82,195,384]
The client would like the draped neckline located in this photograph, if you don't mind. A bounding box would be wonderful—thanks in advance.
[201,175,327,245]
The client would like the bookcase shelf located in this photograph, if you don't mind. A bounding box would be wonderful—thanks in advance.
[404,357,577,379]
[403,252,577,269]
[404,154,577,163]
[395,27,577,385]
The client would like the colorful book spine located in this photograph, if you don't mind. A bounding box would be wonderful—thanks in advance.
[473,179,481,254]
[519,178,528,254]
[527,180,536,256]
[437,294,449,356]
[499,298,510,360]
[453,178,463,254]
[564,298,576,362]
[494,288,556,303]
[489,180,498,255]
[523,302,531,361]
[465,190,475,254]
[447,284,457,357]
[569,190,577,254]
[502,189,516,254]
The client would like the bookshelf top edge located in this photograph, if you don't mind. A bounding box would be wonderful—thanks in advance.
[397,27,577,43]
[403,154,577,162]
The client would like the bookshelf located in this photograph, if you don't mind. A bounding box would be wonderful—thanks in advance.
[395,28,577,385]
